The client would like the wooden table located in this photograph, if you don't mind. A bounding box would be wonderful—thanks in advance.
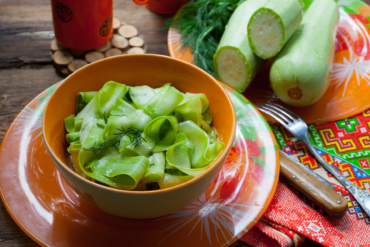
[0,0,363,246]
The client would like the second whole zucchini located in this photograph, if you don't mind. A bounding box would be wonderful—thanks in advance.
[269,0,339,107]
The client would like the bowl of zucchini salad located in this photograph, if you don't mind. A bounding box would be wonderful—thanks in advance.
[43,54,236,219]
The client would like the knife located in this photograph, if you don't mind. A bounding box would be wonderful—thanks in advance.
[279,150,348,218]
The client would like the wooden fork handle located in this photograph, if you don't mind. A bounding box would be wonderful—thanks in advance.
[280,153,348,218]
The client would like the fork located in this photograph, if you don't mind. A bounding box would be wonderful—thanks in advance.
[256,102,370,217]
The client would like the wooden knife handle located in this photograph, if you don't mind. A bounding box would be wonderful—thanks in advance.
[280,153,348,218]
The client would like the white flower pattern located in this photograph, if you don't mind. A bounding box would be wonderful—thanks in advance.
[332,8,370,96]
[168,28,189,59]
[155,192,262,245]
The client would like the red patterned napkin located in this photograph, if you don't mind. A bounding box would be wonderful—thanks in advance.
[240,109,370,247]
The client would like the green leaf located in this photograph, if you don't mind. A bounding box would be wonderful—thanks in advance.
[302,0,314,11]
[45,85,57,96]
[337,0,366,15]
[34,101,47,117]
[229,91,254,119]
[237,124,257,142]
[342,5,360,14]
[38,96,48,102]
[259,145,278,155]
[252,157,274,177]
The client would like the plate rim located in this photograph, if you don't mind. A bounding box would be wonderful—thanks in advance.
[0,83,279,247]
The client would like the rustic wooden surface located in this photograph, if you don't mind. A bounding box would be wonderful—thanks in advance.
[1,0,366,246]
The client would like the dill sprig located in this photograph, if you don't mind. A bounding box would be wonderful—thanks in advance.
[85,127,146,153]
[85,136,122,153]
[123,127,147,149]
[164,0,245,77]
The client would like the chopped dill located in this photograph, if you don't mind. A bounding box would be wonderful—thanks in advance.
[102,111,108,122]
[71,137,80,143]
[110,113,125,117]
[145,182,160,190]
[125,89,133,102]
[85,127,146,153]
[165,169,188,176]
[190,146,195,156]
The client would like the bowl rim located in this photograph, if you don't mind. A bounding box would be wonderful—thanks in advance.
[42,54,236,195]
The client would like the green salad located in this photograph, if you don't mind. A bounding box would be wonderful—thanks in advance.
[64,81,224,191]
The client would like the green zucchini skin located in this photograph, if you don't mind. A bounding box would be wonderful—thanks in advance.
[269,0,339,107]
[248,0,303,59]
[214,0,269,93]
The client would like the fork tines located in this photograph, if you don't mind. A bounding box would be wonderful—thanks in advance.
[256,102,299,126]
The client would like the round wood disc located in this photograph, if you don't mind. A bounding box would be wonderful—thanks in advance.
[127,47,145,55]
[58,66,70,75]
[51,19,146,76]
[51,39,66,52]
[129,37,144,47]
[85,51,105,63]
[94,41,112,52]
[68,59,88,72]
[53,50,73,65]
[70,49,87,58]
[113,17,121,31]
[111,34,128,49]
[118,25,138,38]
[105,48,123,57]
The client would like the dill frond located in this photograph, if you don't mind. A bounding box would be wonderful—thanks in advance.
[164,0,246,77]
[84,127,145,153]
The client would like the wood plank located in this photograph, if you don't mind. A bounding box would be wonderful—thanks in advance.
[2,0,370,246]
[0,66,63,142]
[0,0,170,68]
[0,200,39,247]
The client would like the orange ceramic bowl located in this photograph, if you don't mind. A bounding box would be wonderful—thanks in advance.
[43,54,236,219]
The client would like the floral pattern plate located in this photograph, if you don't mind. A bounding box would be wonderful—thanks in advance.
[168,0,370,124]
[0,83,279,247]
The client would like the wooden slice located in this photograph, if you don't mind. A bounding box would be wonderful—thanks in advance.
[53,50,73,65]
[113,17,121,31]
[50,39,66,52]
[118,25,138,38]
[68,59,88,73]
[94,41,112,52]
[127,47,145,55]
[55,64,70,75]
[111,34,128,49]
[129,37,144,47]
[105,48,122,57]
[70,49,87,58]
[51,20,147,77]
[85,51,105,63]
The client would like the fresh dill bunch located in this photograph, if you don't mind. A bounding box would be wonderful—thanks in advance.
[164,0,245,77]
[85,127,146,153]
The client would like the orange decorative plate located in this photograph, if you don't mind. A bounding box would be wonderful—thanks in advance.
[0,83,279,247]
[168,1,370,124]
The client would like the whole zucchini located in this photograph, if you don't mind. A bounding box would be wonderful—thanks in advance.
[269,0,339,107]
